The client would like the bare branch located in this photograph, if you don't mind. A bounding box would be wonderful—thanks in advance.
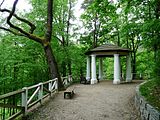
[0,26,24,36]
[0,0,4,8]
[0,8,36,33]
[3,0,43,44]
[6,0,27,34]
[53,35,63,44]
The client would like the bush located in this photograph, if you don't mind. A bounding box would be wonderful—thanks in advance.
[140,80,160,111]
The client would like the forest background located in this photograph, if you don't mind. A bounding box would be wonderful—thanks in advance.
[0,0,159,99]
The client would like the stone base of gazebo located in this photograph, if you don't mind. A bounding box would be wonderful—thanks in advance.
[89,79,132,85]
[91,79,98,84]
[113,80,121,84]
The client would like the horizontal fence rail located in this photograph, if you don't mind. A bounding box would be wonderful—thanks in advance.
[21,78,58,114]
[62,75,73,87]
[0,89,25,120]
[103,73,151,80]
[0,75,72,120]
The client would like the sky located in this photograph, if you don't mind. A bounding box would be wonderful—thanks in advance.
[1,0,84,24]
[0,0,119,41]
[0,0,85,40]
[0,0,32,12]
[72,0,84,34]
[1,0,84,15]
[73,0,84,18]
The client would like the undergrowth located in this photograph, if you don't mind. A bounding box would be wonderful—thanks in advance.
[140,80,160,111]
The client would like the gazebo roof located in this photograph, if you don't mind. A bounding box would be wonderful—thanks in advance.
[85,44,131,57]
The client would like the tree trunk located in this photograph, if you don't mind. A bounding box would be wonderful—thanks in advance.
[43,44,64,89]
[132,52,136,79]
[62,61,67,77]
[0,0,65,90]
[68,60,72,75]
[93,14,98,48]
[116,24,120,46]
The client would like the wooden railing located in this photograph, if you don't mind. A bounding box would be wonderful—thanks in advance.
[21,78,58,114]
[0,77,61,120]
[103,73,151,80]
[0,75,73,120]
[131,73,151,80]
[62,75,73,87]
[0,89,25,120]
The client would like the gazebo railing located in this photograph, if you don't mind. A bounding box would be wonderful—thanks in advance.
[131,73,151,80]
[98,73,151,80]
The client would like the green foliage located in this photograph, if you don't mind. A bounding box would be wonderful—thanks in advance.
[0,34,49,94]
[136,50,154,75]
[0,0,159,110]
[140,80,160,111]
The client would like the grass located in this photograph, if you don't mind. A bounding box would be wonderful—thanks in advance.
[140,80,160,111]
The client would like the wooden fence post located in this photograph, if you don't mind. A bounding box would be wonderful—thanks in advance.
[49,80,52,91]
[22,87,28,115]
[69,75,72,82]
[68,75,70,82]
[140,73,142,79]
[66,78,68,85]
[38,83,43,103]
[55,78,58,92]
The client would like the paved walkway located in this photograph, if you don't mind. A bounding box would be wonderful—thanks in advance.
[28,80,142,120]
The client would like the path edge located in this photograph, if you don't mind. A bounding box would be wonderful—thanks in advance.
[134,81,160,120]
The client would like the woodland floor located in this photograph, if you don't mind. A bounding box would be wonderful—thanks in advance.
[27,80,142,120]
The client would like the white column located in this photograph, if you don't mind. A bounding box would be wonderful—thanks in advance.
[113,54,121,84]
[126,55,132,82]
[86,56,91,81]
[98,58,103,80]
[91,55,97,84]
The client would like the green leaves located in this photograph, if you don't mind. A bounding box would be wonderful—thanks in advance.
[0,34,49,94]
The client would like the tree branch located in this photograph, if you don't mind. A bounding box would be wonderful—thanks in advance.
[4,0,43,44]
[0,8,36,33]
[6,0,29,35]
[0,26,23,36]
[0,0,4,8]
[53,35,63,44]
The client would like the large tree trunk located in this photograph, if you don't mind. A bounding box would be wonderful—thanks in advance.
[44,0,64,89]
[44,44,64,89]
[0,0,65,89]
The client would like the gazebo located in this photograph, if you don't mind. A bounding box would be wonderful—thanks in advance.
[85,44,132,84]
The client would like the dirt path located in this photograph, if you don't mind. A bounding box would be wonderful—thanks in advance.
[28,80,142,120]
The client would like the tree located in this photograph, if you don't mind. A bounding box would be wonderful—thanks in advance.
[53,0,76,77]
[0,0,64,89]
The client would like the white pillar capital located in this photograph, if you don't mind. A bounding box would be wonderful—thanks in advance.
[91,54,96,57]
[113,54,121,84]
[91,54,97,84]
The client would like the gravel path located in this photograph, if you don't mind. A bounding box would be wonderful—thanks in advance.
[27,80,142,120]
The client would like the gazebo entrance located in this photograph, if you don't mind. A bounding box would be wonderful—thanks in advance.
[85,44,132,84]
